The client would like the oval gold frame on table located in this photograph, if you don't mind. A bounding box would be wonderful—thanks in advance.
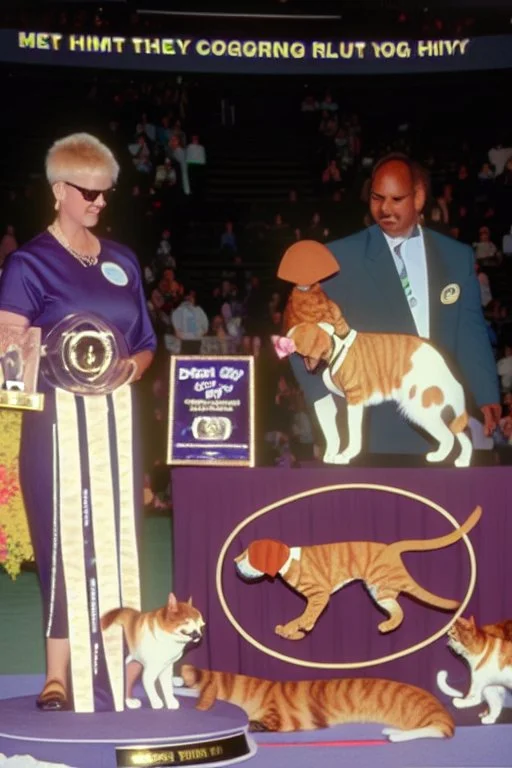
[215,483,477,669]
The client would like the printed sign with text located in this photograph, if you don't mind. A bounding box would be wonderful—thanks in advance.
[167,356,254,467]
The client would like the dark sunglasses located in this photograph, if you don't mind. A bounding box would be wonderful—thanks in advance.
[65,181,116,203]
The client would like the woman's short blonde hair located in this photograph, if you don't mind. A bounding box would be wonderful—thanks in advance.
[46,132,120,185]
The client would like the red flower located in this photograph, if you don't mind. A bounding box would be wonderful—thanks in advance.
[0,464,20,507]
[0,526,8,563]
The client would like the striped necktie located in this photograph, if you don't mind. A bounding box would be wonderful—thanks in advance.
[394,241,417,309]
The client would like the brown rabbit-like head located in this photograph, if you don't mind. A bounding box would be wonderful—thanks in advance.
[235,539,290,579]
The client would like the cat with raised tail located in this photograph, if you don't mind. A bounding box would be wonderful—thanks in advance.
[274,318,472,467]
[235,506,481,640]
[437,616,512,724]
[101,593,205,710]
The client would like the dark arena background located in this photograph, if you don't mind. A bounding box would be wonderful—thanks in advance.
[1,2,512,767]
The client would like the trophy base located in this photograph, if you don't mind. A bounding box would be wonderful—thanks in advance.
[0,390,45,411]
[0,692,256,768]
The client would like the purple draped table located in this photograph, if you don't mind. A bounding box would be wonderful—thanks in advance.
[172,467,512,697]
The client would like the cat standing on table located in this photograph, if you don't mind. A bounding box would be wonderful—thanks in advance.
[274,308,473,467]
[282,154,500,462]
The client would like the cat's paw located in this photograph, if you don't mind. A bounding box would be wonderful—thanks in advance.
[125,697,142,710]
[382,728,403,741]
[426,446,453,464]
[249,720,270,732]
[275,623,306,640]
[165,696,180,710]
[480,713,497,725]
[454,454,471,468]
[149,699,165,710]
[332,451,353,465]
[323,451,339,464]
[378,618,402,634]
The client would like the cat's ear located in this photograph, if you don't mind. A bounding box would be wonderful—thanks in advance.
[187,596,193,607]
[167,592,179,614]
[468,615,476,629]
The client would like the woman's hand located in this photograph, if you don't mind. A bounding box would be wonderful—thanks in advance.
[127,349,154,383]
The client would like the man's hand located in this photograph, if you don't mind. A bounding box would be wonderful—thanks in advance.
[480,403,502,436]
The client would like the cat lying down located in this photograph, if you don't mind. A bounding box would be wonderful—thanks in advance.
[181,665,455,742]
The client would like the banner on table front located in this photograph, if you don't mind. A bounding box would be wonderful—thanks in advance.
[167,356,255,467]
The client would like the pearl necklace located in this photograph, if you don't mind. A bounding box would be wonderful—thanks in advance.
[48,221,99,268]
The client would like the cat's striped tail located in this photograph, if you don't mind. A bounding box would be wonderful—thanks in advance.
[101,607,131,631]
[389,505,482,556]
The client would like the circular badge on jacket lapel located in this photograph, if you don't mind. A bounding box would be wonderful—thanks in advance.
[101,261,129,287]
[440,283,460,305]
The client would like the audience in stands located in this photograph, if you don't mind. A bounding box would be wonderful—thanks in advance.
[2,72,512,484]
[171,288,209,353]
[220,221,237,254]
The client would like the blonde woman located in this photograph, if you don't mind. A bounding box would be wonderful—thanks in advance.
[0,134,156,713]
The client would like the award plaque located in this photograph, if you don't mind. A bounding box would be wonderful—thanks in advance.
[41,313,136,396]
[167,356,255,467]
[0,325,44,411]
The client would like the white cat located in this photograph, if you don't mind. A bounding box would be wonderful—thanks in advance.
[437,670,512,725]
[101,592,205,710]
[437,616,512,724]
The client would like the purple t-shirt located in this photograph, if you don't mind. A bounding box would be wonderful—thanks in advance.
[0,231,156,356]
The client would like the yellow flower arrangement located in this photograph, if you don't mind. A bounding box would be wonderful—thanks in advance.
[0,410,34,578]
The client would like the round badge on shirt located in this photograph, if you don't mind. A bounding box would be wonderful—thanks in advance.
[440,283,460,305]
[101,262,129,287]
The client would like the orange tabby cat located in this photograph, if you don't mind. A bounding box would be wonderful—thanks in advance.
[235,505,481,639]
[274,318,472,467]
[482,619,512,640]
[437,616,512,724]
[283,283,347,338]
[277,240,470,467]
[101,593,205,710]
[181,665,454,742]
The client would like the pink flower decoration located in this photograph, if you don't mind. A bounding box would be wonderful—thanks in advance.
[0,527,8,563]
[271,335,296,359]
[0,464,19,507]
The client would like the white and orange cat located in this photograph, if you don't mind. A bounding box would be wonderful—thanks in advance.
[235,506,481,640]
[181,665,455,742]
[274,291,472,468]
[101,593,205,710]
[437,616,512,724]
